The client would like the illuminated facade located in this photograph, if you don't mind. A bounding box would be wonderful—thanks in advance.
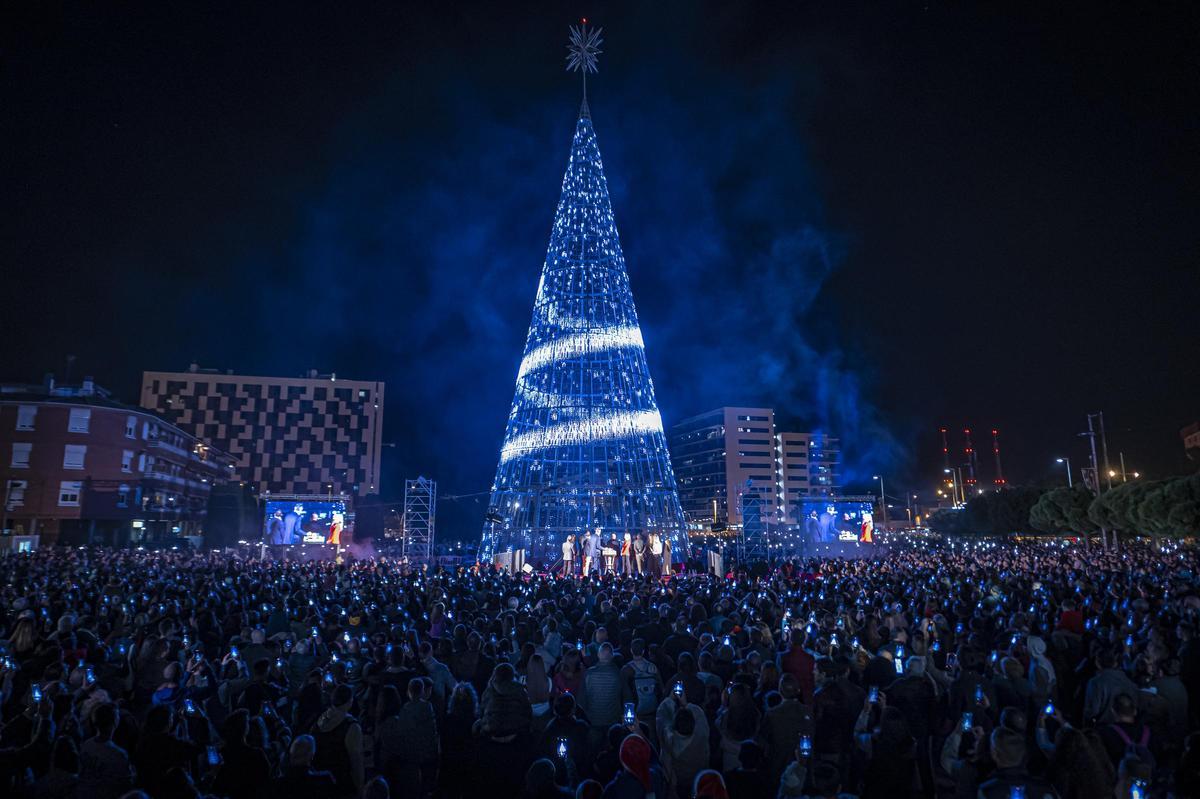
[670,406,842,530]
[141,368,384,497]
[480,106,688,563]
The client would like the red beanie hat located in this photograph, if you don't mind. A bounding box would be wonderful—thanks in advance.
[694,769,730,799]
[618,734,653,791]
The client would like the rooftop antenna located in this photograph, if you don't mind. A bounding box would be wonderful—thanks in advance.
[566,18,603,118]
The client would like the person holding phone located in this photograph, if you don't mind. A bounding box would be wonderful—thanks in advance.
[538,693,589,785]
[854,692,920,799]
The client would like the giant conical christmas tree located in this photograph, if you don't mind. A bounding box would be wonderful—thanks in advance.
[480,24,688,565]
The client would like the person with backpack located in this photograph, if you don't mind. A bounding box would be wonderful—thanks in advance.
[622,639,664,735]
[1098,693,1154,771]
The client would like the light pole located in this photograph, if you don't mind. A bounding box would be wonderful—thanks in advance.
[943,468,962,507]
[872,475,888,527]
[1055,457,1073,488]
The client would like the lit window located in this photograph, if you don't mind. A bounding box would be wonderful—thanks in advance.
[10,443,31,469]
[63,444,87,470]
[116,484,130,508]
[122,450,134,472]
[68,408,91,433]
[137,453,146,472]
[58,481,82,506]
[16,406,36,431]
[126,416,137,438]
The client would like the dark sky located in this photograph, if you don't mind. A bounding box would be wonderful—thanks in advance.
[3,2,1197,536]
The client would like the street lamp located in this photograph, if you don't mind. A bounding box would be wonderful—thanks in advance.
[943,468,962,507]
[1055,457,1073,488]
[872,475,888,527]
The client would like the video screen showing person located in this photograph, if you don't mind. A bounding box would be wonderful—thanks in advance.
[263,500,347,545]
[801,500,874,543]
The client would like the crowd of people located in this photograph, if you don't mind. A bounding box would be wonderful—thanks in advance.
[0,537,1198,799]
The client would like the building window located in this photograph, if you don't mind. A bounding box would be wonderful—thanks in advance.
[63,444,87,470]
[116,484,130,508]
[58,481,82,506]
[16,406,37,431]
[137,453,146,472]
[126,416,137,438]
[5,480,27,508]
[10,443,31,469]
[122,450,134,472]
[68,408,91,433]
[736,415,769,422]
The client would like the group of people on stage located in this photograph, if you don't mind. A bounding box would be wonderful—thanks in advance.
[560,527,673,577]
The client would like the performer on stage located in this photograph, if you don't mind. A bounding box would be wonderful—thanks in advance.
[562,534,575,576]
[580,531,593,574]
[326,512,344,546]
[633,534,646,574]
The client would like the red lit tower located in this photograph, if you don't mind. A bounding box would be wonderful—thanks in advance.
[992,429,1006,485]
[963,428,978,487]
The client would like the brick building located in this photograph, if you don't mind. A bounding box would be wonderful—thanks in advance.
[0,379,236,544]
[140,367,384,497]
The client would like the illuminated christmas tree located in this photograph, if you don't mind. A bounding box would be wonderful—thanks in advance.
[480,23,688,565]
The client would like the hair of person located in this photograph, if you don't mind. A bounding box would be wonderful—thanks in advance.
[92,702,118,731]
[290,734,316,766]
[810,761,841,795]
[1000,707,1028,734]
[449,680,478,716]
[331,683,353,708]
[575,779,603,799]
[492,661,516,683]
[990,726,1026,769]
[554,692,576,718]
[363,775,390,799]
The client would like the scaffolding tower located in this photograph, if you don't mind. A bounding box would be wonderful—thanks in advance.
[402,477,436,566]
[740,480,769,562]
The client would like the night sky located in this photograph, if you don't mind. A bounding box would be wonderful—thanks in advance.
[3,3,1197,537]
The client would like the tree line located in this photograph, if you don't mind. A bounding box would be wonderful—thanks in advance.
[925,471,1200,541]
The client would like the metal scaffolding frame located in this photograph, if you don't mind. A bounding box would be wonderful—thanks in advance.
[739,481,769,562]
[402,477,436,565]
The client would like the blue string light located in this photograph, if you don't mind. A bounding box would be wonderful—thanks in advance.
[480,109,689,563]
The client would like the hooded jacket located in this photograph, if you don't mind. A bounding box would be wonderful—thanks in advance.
[480,676,533,737]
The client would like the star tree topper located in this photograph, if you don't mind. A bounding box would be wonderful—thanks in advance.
[566,19,603,109]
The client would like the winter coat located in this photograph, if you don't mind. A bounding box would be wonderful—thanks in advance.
[582,662,624,728]
[480,677,533,737]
